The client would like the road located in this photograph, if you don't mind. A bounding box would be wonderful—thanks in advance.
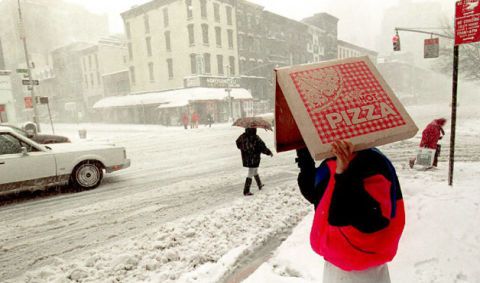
[1,119,478,281]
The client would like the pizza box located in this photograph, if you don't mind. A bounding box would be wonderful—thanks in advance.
[275,56,418,160]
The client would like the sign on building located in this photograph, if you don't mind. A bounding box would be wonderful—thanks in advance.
[184,76,241,89]
[22,79,39,86]
[424,38,440,58]
[24,97,33,109]
[455,0,480,45]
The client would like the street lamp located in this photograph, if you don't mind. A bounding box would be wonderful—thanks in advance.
[225,65,234,122]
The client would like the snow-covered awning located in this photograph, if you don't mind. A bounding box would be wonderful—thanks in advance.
[93,87,253,109]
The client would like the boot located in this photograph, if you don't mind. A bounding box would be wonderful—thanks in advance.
[409,158,415,169]
[254,175,264,190]
[244,178,253,196]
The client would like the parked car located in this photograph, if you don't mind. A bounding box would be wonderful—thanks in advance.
[0,127,130,195]
[0,124,70,144]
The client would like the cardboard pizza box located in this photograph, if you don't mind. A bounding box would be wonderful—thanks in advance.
[275,56,418,160]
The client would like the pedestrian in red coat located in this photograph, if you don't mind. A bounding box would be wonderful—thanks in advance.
[182,113,189,130]
[191,112,200,128]
[410,118,447,168]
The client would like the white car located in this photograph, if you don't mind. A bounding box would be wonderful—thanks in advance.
[0,127,131,196]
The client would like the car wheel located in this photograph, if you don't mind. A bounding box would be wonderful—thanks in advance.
[71,161,103,190]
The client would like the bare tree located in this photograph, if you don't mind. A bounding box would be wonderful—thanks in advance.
[435,17,480,81]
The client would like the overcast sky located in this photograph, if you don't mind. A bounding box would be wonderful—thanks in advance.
[65,0,455,51]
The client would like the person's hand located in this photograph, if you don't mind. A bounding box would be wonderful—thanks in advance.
[331,140,354,174]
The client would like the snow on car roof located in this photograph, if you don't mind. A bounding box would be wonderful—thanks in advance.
[93,87,253,109]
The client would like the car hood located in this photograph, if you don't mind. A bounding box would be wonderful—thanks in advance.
[46,142,121,153]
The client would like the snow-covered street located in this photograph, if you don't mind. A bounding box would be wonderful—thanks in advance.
[1,104,479,282]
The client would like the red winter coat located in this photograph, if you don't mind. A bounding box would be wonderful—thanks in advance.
[192,113,200,123]
[420,120,445,149]
[182,115,189,125]
[297,149,405,271]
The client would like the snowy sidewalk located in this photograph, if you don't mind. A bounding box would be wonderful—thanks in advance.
[244,162,480,283]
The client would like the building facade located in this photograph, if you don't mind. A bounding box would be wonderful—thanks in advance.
[122,0,239,93]
[337,40,378,63]
[79,36,129,109]
[114,0,339,124]
[0,0,109,121]
[122,0,339,105]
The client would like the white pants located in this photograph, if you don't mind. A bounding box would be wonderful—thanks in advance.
[323,262,391,283]
[247,168,258,178]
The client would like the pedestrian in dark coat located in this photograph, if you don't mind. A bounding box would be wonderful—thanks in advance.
[410,118,446,168]
[206,113,214,128]
[236,128,273,196]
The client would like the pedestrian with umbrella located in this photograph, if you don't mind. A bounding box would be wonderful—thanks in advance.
[234,117,274,196]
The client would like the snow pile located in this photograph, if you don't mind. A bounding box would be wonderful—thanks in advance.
[244,162,480,283]
[8,182,309,283]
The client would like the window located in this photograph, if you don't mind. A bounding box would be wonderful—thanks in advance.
[0,133,23,155]
[215,27,222,47]
[188,24,195,46]
[204,53,211,74]
[90,73,94,87]
[186,0,193,19]
[129,66,136,84]
[146,37,152,57]
[163,8,169,27]
[214,3,220,22]
[227,29,234,49]
[226,6,232,25]
[167,59,174,79]
[148,62,155,82]
[128,43,133,60]
[202,24,209,45]
[125,22,131,39]
[144,14,150,34]
[97,71,101,86]
[95,54,99,69]
[239,35,244,50]
[190,53,197,74]
[165,31,171,51]
[84,75,89,88]
[254,38,260,51]
[229,56,236,76]
[200,0,207,18]
[88,55,92,69]
[217,54,224,75]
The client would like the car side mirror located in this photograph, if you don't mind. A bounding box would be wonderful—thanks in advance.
[21,147,29,156]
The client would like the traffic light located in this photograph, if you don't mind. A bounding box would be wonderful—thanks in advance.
[393,34,401,52]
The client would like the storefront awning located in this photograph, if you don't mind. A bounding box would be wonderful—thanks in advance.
[93,87,253,109]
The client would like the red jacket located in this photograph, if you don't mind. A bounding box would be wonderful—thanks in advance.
[297,149,405,271]
[182,115,189,125]
[420,120,445,149]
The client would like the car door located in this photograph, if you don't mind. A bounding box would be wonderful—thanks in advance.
[0,132,56,194]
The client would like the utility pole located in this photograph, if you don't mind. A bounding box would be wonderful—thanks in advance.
[225,65,234,122]
[448,45,459,186]
[17,0,41,131]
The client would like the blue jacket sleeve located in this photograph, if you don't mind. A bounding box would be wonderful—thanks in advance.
[296,148,329,208]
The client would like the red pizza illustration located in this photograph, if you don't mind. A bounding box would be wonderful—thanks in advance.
[289,61,407,144]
